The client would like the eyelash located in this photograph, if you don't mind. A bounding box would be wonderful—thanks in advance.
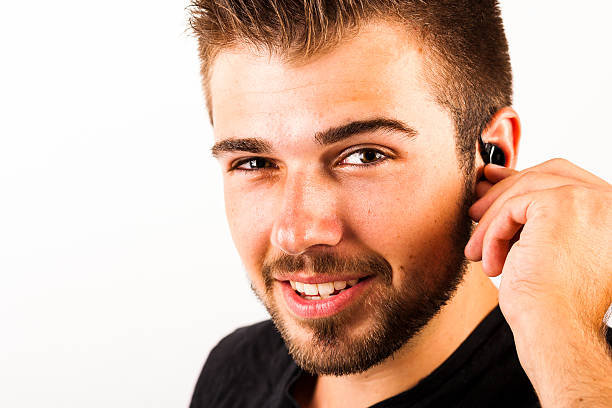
[229,148,390,173]
[230,157,278,173]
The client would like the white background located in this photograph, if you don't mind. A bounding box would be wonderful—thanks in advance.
[1,1,611,407]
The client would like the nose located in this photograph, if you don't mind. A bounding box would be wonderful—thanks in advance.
[270,172,343,255]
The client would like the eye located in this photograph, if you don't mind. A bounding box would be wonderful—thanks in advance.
[231,157,277,172]
[340,148,388,166]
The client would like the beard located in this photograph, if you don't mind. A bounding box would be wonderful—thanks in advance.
[250,180,476,376]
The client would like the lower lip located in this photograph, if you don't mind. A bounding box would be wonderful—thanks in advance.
[279,278,372,319]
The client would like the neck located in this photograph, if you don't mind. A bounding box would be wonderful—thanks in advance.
[294,262,499,408]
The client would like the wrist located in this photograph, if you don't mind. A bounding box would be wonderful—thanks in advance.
[508,312,612,407]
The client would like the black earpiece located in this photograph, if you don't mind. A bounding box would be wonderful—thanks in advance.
[478,136,506,166]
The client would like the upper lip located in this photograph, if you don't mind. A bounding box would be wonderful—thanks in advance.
[274,273,372,284]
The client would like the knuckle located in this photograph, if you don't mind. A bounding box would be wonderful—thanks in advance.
[556,184,590,209]
[506,194,527,214]
[548,157,570,167]
[559,183,587,196]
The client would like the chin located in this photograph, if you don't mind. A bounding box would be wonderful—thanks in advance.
[277,308,389,376]
[262,276,457,376]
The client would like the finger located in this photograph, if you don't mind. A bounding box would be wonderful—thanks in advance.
[466,176,592,260]
[494,158,610,188]
[477,159,610,217]
[480,194,529,276]
[475,180,494,198]
[469,172,594,223]
[482,164,518,184]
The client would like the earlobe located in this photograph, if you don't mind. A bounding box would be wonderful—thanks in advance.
[478,107,521,170]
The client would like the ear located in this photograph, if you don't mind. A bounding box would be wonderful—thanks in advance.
[478,107,521,170]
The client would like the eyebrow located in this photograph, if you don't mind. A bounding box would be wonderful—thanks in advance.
[210,117,418,158]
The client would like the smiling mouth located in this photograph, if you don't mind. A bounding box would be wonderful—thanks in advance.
[289,278,368,300]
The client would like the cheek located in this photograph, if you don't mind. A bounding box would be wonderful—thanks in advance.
[342,158,466,269]
[224,183,275,285]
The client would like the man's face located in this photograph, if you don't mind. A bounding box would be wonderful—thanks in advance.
[209,20,475,375]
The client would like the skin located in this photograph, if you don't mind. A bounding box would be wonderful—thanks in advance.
[207,19,612,408]
[467,161,612,407]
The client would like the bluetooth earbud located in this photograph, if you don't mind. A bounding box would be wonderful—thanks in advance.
[478,136,506,166]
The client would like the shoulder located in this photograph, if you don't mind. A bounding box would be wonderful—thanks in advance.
[190,320,296,408]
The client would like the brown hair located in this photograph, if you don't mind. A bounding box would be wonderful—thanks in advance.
[188,0,512,174]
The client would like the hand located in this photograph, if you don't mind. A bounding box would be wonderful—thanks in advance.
[464,158,612,406]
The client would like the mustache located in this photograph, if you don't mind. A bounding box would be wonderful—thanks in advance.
[261,252,393,288]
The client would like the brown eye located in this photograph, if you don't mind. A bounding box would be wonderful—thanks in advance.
[235,157,275,170]
[361,150,379,163]
[341,149,387,165]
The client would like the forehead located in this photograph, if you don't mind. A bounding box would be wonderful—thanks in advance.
[208,20,440,143]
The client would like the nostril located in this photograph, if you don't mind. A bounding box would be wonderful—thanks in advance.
[270,195,343,254]
[271,227,305,256]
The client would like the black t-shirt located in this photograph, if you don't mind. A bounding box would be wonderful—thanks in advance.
[191,305,612,407]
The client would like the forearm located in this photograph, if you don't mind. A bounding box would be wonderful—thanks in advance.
[511,315,612,407]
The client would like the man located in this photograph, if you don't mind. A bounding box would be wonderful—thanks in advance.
[188,1,612,406]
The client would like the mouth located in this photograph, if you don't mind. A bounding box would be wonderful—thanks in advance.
[289,278,365,299]
[277,276,374,319]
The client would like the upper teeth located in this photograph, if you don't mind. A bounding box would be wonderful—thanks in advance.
[289,279,359,296]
